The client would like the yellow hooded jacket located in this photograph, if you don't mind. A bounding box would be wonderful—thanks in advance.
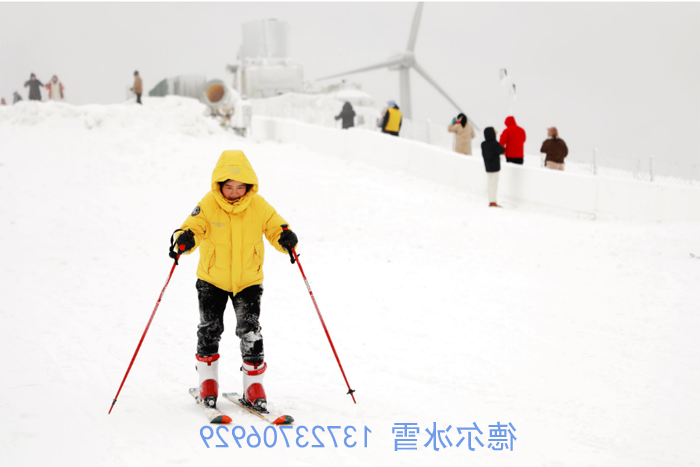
[178,150,289,295]
[384,107,402,133]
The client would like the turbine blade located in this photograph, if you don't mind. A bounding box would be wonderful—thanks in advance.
[316,59,402,81]
[413,61,480,130]
[406,2,425,52]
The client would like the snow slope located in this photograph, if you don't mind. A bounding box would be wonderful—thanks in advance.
[1,97,698,467]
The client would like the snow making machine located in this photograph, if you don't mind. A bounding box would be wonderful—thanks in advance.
[201,79,251,136]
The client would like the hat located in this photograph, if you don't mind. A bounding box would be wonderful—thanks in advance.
[387,100,396,108]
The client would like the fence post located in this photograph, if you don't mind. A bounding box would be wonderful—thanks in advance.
[650,155,654,182]
[592,148,598,176]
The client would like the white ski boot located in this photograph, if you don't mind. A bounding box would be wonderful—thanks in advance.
[241,360,268,412]
[196,354,220,408]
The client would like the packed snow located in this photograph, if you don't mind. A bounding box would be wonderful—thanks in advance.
[1,97,698,467]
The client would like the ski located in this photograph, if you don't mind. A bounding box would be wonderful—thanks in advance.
[222,392,294,425]
[189,388,232,424]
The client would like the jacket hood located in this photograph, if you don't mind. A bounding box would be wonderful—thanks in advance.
[210,150,259,212]
[342,102,352,111]
[484,127,497,141]
[504,116,517,127]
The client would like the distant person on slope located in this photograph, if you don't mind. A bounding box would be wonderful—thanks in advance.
[540,127,568,171]
[335,101,356,129]
[379,100,402,136]
[45,75,65,102]
[13,91,22,104]
[131,70,143,105]
[24,73,44,101]
[170,150,298,414]
[1,98,6,105]
[448,113,476,155]
[499,116,526,164]
[481,126,505,207]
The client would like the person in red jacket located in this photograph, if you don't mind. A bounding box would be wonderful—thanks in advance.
[499,116,526,164]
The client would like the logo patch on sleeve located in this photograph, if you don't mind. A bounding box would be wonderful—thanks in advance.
[191,206,201,216]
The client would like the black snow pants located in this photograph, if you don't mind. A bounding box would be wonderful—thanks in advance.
[196,279,264,364]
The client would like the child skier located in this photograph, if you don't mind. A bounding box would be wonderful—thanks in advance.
[170,149,298,412]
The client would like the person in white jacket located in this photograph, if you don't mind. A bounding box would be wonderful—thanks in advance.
[45,75,65,101]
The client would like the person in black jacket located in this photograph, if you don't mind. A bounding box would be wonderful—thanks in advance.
[24,73,44,101]
[335,101,356,129]
[481,127,505,207]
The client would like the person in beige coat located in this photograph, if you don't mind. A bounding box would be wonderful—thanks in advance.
[448,113,476,155]
[131,70,143,105]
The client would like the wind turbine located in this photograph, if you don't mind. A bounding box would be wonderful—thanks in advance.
[316,2,478,129]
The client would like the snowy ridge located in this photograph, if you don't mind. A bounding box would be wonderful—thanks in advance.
[0,95,224,136]
[1,98,698,467]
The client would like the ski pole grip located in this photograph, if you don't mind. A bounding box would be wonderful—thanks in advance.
[169,229,185,265]
[280,224,296,264]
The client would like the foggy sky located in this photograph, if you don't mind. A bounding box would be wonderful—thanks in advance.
[1,2,698,165]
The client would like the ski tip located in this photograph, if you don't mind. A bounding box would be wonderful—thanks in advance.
[211,414,232,424]
[272,415,294,425]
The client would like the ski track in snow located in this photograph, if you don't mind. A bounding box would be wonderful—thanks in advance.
[1,98,699,467]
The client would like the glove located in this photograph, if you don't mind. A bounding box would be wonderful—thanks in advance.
[174,229,196,255]
[278,229,298,253]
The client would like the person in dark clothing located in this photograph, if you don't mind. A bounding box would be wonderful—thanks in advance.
[13,91,22,104]
[335,101,356,129]
[481,127,506,207]
[540,127,569,170]
[335,102,355,130]
[379,100,402,136]
[24,73,44,101]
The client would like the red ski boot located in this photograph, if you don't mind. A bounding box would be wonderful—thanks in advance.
[196,354,220,408]
[241,361,268,412]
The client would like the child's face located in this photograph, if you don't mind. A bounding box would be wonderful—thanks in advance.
[221,179,247,201]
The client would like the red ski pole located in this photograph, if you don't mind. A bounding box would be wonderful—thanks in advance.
[281,225,356,404]
[109,246,183,414]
